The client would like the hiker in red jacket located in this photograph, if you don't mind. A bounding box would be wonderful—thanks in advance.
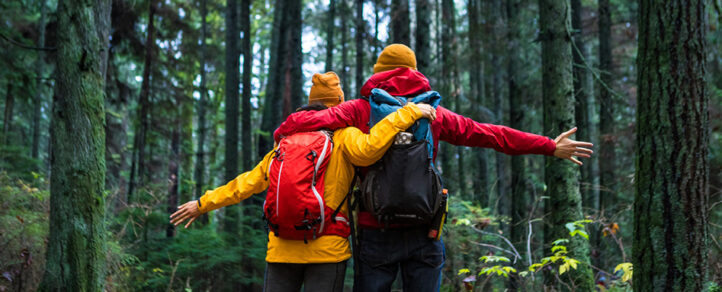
[273,44,593,292]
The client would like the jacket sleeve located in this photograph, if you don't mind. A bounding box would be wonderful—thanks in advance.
[273,99,364,142]
[340,103,423,166]
[436,106,557,156]
[198,150,275,213]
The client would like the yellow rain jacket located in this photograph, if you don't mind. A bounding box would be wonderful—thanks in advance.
[197,103,423,263]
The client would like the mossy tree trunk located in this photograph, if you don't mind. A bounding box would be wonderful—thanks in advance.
[634,0,709,290]
[39,0,111,289]
[539,0,595,290]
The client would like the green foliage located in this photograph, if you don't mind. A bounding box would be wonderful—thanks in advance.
[0,172,48,291]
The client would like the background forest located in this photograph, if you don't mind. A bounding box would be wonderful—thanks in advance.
[0,0,720,291]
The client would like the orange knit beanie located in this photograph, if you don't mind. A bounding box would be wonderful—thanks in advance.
[309,72,344,107]
[373,44,418,73]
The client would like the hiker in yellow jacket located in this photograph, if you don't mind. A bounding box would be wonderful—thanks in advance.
[170,72,436,292]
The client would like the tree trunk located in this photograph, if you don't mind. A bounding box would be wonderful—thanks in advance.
[105,56,130,198]
[571,0,591,211]
[634,1,708,290]
[340,0,350,99]
[539,0,595,289]
[259,0,303,155]
[32,0,47,159]
[3,83,14,145]
[440,0,457,191]
[598,0,616,218]
[491,0,510,236]
[241,0,252,169]
[373,0,380,58]
[167,121,180,238]
[391,0,410,45]
[355,0,364,97]
[226,0,240,183]
[128,0,156,203]
[507,0,529,289]
[195,0,209,225]
[468,0,488,204]
[224,0,242,250]
[39,0,111,289]
[571,0,598,269]
[326,0,335,72]
[415,0,431,72]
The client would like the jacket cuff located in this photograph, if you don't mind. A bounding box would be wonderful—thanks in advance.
[197,197,208,214]
[544,137,557,156]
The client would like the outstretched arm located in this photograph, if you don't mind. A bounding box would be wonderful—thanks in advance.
[341,103,435,166]
[273,99,369,142]
[169,150,275,228]
[436,106,558,156]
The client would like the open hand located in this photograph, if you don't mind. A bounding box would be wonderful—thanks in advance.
[414,103,437,121]
[170,200,201,228]
[553,127,594,166]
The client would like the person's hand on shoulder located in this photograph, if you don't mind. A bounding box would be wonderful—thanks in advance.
[410,102,437,121]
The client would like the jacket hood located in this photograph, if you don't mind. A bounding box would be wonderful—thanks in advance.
[360,67,432,98]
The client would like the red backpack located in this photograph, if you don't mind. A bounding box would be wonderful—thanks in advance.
[264,131,351,242]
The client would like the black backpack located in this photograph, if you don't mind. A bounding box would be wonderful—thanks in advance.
[360,89,444,226]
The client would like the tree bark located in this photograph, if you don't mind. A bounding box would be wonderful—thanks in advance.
[634,1,708,290]
[39,0,111,289]
[32,0,47,159]
[391,0,410,45]
[539,0,594,289]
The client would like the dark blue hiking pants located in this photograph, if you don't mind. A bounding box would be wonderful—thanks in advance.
[353,226,445,292]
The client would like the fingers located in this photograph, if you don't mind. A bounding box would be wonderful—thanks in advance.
[184,216,197,229]
[569,157,583,166]
[574,147,594,155]
[171,214,187,226]
[573,152,592,158]
[571,141,594,148]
